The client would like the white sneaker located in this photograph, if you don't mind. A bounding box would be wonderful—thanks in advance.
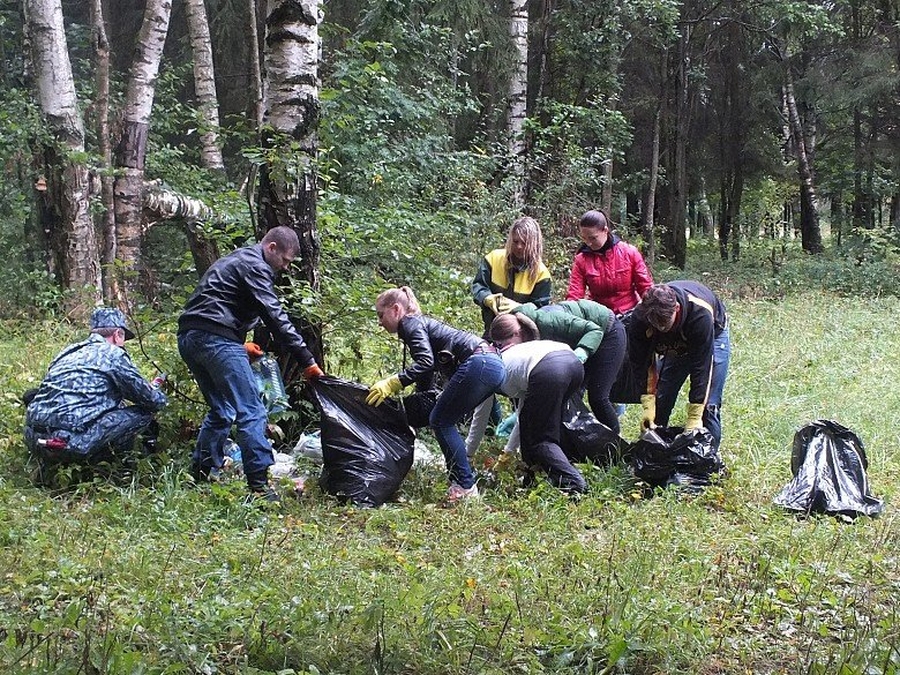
[446,483,479,503]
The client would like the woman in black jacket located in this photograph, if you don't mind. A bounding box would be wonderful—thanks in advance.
[367,286,506,502]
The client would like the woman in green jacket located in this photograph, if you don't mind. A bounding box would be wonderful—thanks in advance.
[512,299,625,434]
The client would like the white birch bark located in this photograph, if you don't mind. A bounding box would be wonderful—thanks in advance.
[184,0,224,172]
[143,184,214,224]
[249,0,264,127]
[113,0,172,301]
[506,0,528,208]
[26,0,101,315]
[258,0,323,362]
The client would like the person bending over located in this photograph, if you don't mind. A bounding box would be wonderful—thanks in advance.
[177,226,324,500]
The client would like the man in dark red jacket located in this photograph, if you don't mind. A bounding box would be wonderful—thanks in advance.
[629,281,730,448]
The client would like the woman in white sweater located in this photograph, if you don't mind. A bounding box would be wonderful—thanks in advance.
[490,313,587,494]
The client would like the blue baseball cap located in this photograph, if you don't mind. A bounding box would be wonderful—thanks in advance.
[90,307,136,340]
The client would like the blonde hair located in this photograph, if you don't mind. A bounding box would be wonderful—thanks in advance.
[375,286,422,315]
[506,216,544,282]
[490,312,540,344]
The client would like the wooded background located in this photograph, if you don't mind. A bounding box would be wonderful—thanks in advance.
[3,0,900,329]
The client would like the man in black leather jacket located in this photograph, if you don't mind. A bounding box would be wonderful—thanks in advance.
[178,226,324,499]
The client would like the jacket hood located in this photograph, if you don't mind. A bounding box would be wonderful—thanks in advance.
[576,233,621,255]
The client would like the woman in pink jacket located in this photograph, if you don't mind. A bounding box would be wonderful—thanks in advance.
[566,209,653,316]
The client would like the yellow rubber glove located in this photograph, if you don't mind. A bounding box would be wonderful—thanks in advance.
[685,403,705,431]
[366,375,403,406]
[495,296,520,314]
[483,293,503,315]
[640,394,657,430]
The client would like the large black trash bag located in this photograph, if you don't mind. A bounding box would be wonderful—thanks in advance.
[309,377,415,508]
[773,420,883,517]
[628,427,725,491]
[560,395,627,466]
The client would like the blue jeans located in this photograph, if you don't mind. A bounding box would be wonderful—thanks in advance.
[430,352,505,489]
[655,327,731,447]
[178,330,273,477]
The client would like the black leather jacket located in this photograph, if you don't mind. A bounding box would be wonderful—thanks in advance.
[177,244,315,367]
[396,315,483,387]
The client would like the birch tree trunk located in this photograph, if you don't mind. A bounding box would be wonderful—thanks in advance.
[113,0,172,303]
[784,69,823,253]
[184,0,224,172]
[26,0,101,317]
[249,0,264,127]
[183,0,223,273]
[258,0,323,364]
[506,0,528,209]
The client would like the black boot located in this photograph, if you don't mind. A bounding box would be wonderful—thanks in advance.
[246,470,280,503]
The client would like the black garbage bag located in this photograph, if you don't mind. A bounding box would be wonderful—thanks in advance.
[309,377,415,508]
[560,395,626,466]
[773,420,883,517]
[628,427,725,491]
[402,389,440,429]
[610,310,653,404]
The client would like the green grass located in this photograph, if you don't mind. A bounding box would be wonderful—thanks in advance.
[2,291,900,674]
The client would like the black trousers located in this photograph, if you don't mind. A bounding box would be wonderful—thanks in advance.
[519,351,586,493]
[583,318,626,434]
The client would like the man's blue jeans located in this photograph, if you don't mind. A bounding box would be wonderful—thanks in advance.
[655,327,731,447]
[178,330,273,477]
[429,352,505,489]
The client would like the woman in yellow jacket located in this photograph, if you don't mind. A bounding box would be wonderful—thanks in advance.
[471,216,552,336]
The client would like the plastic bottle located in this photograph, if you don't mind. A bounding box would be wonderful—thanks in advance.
[254,356,288,413]
[224,439,242,466]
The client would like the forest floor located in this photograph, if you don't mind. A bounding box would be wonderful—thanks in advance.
[1,291,899,674]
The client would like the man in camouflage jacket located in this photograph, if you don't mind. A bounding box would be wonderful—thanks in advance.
[24,308,167,465]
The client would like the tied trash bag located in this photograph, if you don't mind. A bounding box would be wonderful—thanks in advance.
[773,419,883,518]
[309,377,415,508]
[628,427,725,491]
[560,395,626,466]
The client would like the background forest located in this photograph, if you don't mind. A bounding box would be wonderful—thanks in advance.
[4,1,900,674]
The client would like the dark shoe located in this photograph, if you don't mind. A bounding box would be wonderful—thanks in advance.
[248,485,280,503]
[190,463,224,483]
[246,470,280,503]
[191,462,209,482]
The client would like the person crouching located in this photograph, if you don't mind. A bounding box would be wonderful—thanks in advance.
[490,313,587,494]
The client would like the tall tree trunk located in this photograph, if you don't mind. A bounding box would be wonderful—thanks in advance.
[663,27,689,269]
[258,0,323,366]
[113,0,173,304]
[184,0,222,273]
[783,68,823,253]
[599,99,617,214]
[90,0,117,303]
[248,0,264,127]
[642,102,661,266]
[506,0,528,209]
[26,0,101,317]
[184,0,224,172]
